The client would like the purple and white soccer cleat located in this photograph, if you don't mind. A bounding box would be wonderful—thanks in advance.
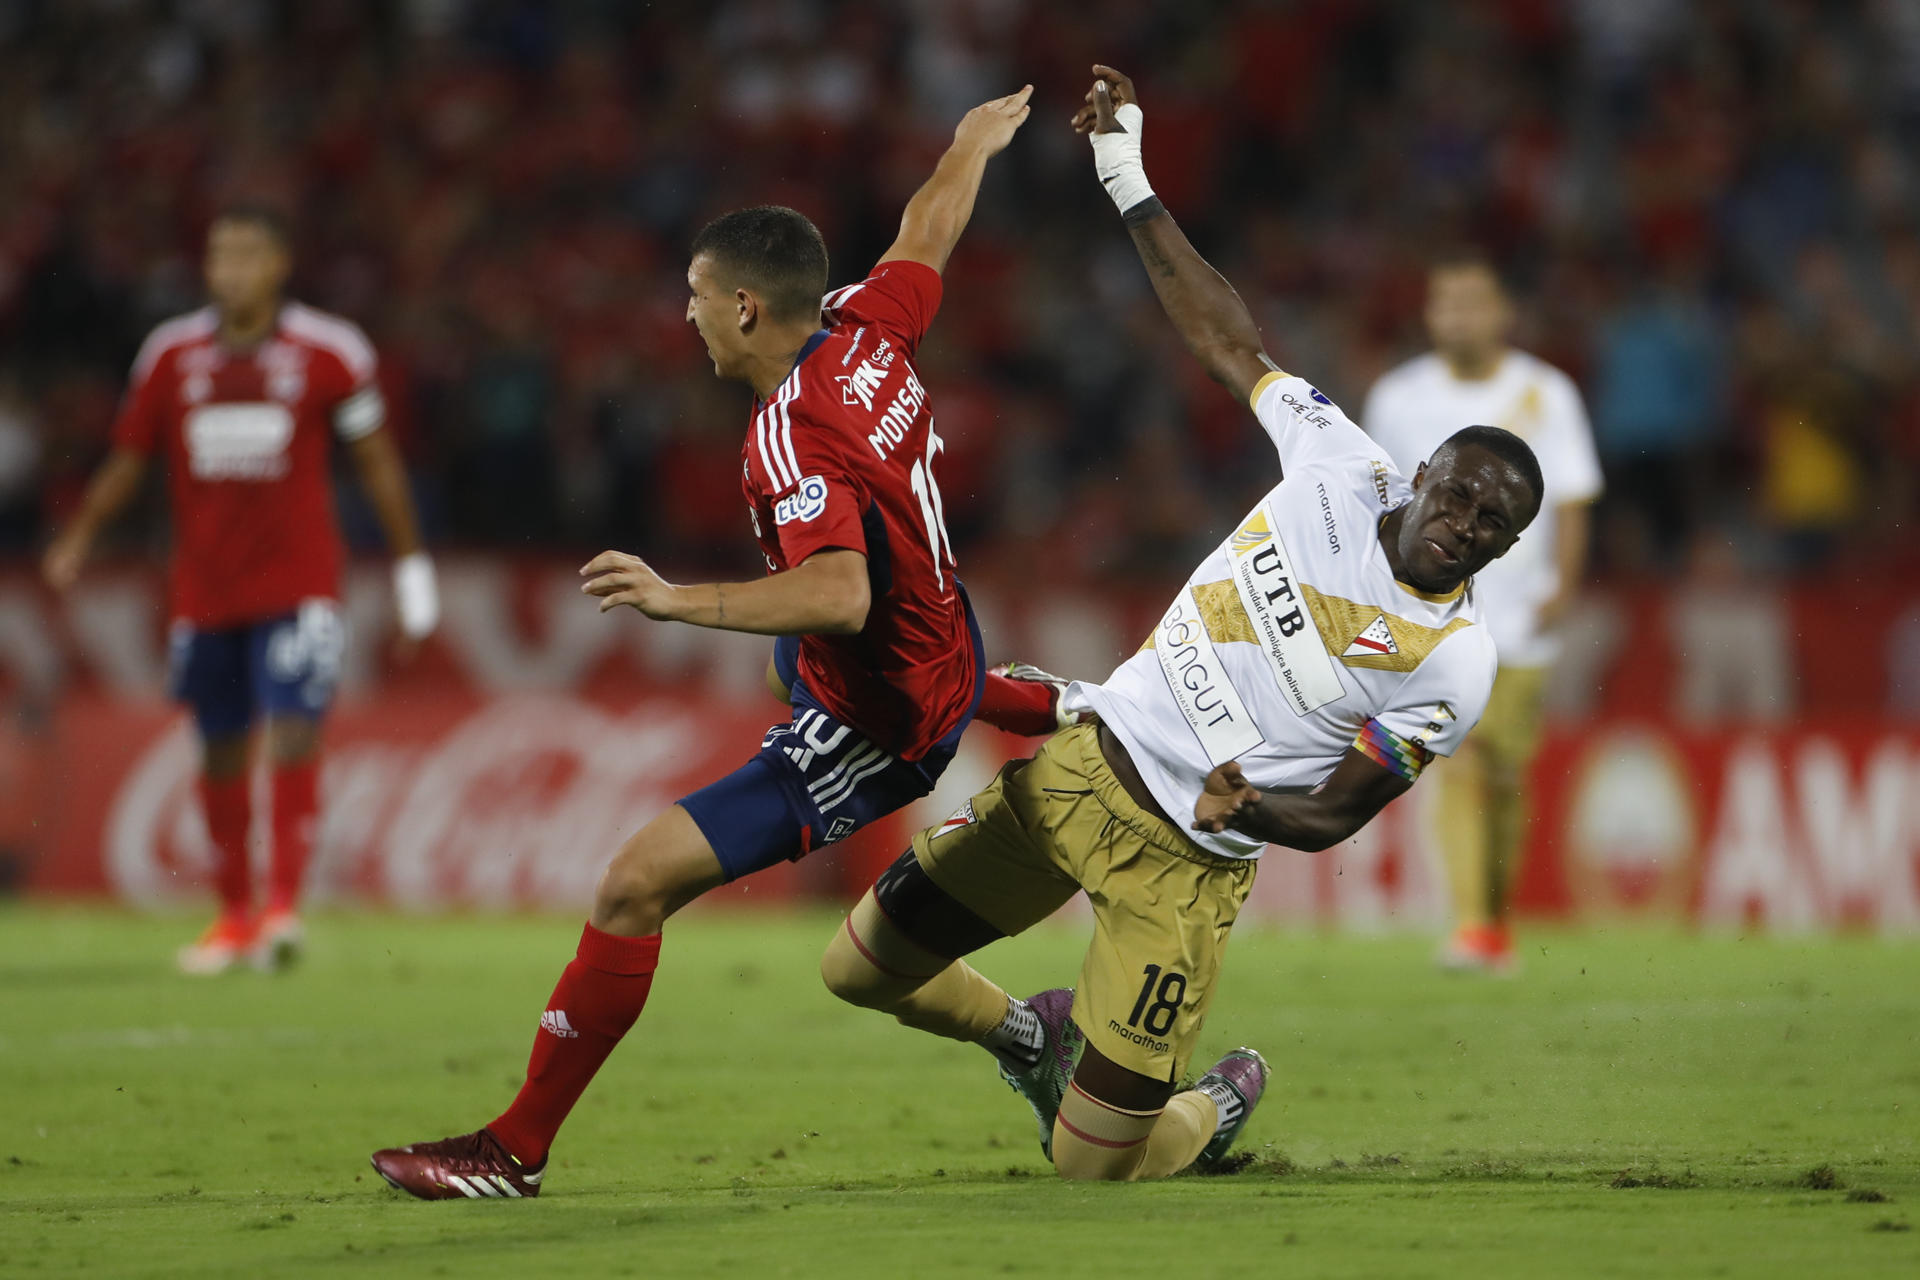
[1193,1046,1269,1168]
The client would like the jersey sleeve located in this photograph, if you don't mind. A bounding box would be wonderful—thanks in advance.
[820,260,944,354]
[1249,370,1381,472]
[109,341,171,456]
[1542,371,1603,504]
[763,410,869,565]
[1361,626,1497,775]
[324,321,386,442]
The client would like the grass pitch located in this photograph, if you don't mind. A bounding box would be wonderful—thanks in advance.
[1,906,1916,1278]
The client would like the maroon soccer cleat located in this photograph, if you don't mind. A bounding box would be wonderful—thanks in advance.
[370,1128,545,1200]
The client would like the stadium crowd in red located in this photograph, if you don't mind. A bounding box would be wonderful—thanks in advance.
[5,0,1919,584]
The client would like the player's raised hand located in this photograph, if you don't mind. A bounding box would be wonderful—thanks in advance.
[42,530,88,592]
[1071,65,1140,135]
[953,85,1033,158]
[581,550,681,619]
[1192,760,1261,834]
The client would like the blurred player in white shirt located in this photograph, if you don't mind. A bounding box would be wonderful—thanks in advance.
[1361,255,1602,973]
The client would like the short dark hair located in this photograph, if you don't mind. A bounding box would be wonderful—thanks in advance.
[1428,249,1505,289]
[211,202,294,250]
[689,206,829,324]
[1439,424,1544,520]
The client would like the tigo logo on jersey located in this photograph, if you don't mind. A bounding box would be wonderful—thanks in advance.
[775,476,830,525]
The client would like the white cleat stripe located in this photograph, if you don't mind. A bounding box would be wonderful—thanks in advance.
[497,1176,522,1198]
[445,1175,479,1198]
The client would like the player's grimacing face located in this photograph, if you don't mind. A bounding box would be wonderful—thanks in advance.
[1398,445,1529,590]
[204,221,290,316]
[685,254,747,379]
[1425,267,1511,361]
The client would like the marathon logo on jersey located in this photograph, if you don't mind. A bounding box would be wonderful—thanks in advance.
[1154,590,1263,766]
[184,403,295,481]
[774,475,830,525]
[864,368,929,462]
[1228,503,1344,717]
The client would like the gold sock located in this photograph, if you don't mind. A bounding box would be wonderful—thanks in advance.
[1134,1089,1217,1179]
[890,959,1012,1043]
[1051,1084,1158,1180]
[1433,746,1491,930]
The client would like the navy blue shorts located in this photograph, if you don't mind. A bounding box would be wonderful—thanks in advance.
[679,596,986,882]
[167,601,345,738]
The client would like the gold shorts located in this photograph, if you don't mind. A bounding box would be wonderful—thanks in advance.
[911,723,1256,1082]
[1460,664,1547,767]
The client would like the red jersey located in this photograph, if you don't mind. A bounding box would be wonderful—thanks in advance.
[741,260,977,761]
[110,303,386,628]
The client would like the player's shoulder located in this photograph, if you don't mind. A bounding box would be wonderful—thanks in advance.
[131,307,219,380]
[1506,348,1581,398]
[279,302,377,379]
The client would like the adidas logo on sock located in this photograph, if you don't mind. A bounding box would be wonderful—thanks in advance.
[539,1009,579,1039]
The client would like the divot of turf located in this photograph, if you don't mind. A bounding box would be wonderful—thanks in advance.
[1868,1219,1911,1233]
[1610,1168,1699,1190]
[1845,1188,1890,1204]
[1798,1164,1844,1190]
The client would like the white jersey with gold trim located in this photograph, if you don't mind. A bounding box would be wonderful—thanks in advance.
[1063,371,1498,860]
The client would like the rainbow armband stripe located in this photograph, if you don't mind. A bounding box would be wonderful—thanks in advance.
[1354,719,1432,781]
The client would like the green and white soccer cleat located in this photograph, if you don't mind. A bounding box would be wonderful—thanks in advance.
[998,987,1084,1159]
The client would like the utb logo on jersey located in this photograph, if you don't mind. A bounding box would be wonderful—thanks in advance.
[1229,507,1273,557]
[1343,614,1398,658]
[775,475,829,525]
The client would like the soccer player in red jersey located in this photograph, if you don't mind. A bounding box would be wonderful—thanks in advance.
[42,206,437,974]
[371,87,1037,1200]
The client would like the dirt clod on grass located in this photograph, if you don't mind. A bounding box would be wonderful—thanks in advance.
[1798,1164,1844,1191]
[1610,1168,1699,1189]
[1845,1188,1889,1204]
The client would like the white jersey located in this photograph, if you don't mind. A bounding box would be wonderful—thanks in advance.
[1064,371,1498,860]
[1361,350,1601,667]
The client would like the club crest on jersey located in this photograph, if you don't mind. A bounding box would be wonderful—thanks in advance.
[935,800,977,836]
[1343,614,1398,658]
[1227,502,1345,717]
[775,475,829,525]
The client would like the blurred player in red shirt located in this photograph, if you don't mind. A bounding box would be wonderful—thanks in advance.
[372,87,1050,1200]
[43,206,437,974]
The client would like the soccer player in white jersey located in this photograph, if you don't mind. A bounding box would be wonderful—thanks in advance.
[815,66,1546,1181]
[1361,255,1603,973]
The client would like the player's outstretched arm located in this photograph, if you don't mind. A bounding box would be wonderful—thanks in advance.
[42,448,147,590]
[1074,66,1275,404]
[875,86,1032,275]
[582,547,869,636]
[1192,750,1413,853]
[345,429,439,644]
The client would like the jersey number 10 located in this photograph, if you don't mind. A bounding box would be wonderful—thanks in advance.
[908,430,956,589]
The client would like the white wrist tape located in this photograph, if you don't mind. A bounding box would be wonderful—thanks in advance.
[394,552,439,639]
[1089,102,1156,215]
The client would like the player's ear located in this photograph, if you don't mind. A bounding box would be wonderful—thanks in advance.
[735,288,757,333]
[1412,460,1429,490]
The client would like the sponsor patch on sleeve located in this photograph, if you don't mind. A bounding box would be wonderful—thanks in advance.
[774,475,830,525]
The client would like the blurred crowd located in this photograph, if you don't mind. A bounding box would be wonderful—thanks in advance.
[5,0,1920,584]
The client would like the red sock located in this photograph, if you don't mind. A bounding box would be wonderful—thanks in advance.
[975,671,1059,737]
[199,774,252,922]
[268,759,319,914]
[488,923,662,1166]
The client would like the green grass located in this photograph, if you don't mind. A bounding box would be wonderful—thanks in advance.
[1,906,1916,1278]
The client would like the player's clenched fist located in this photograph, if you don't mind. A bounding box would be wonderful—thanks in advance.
[953,84,1033,157]
[1192,760,1261,834]
[581,550,680,618]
